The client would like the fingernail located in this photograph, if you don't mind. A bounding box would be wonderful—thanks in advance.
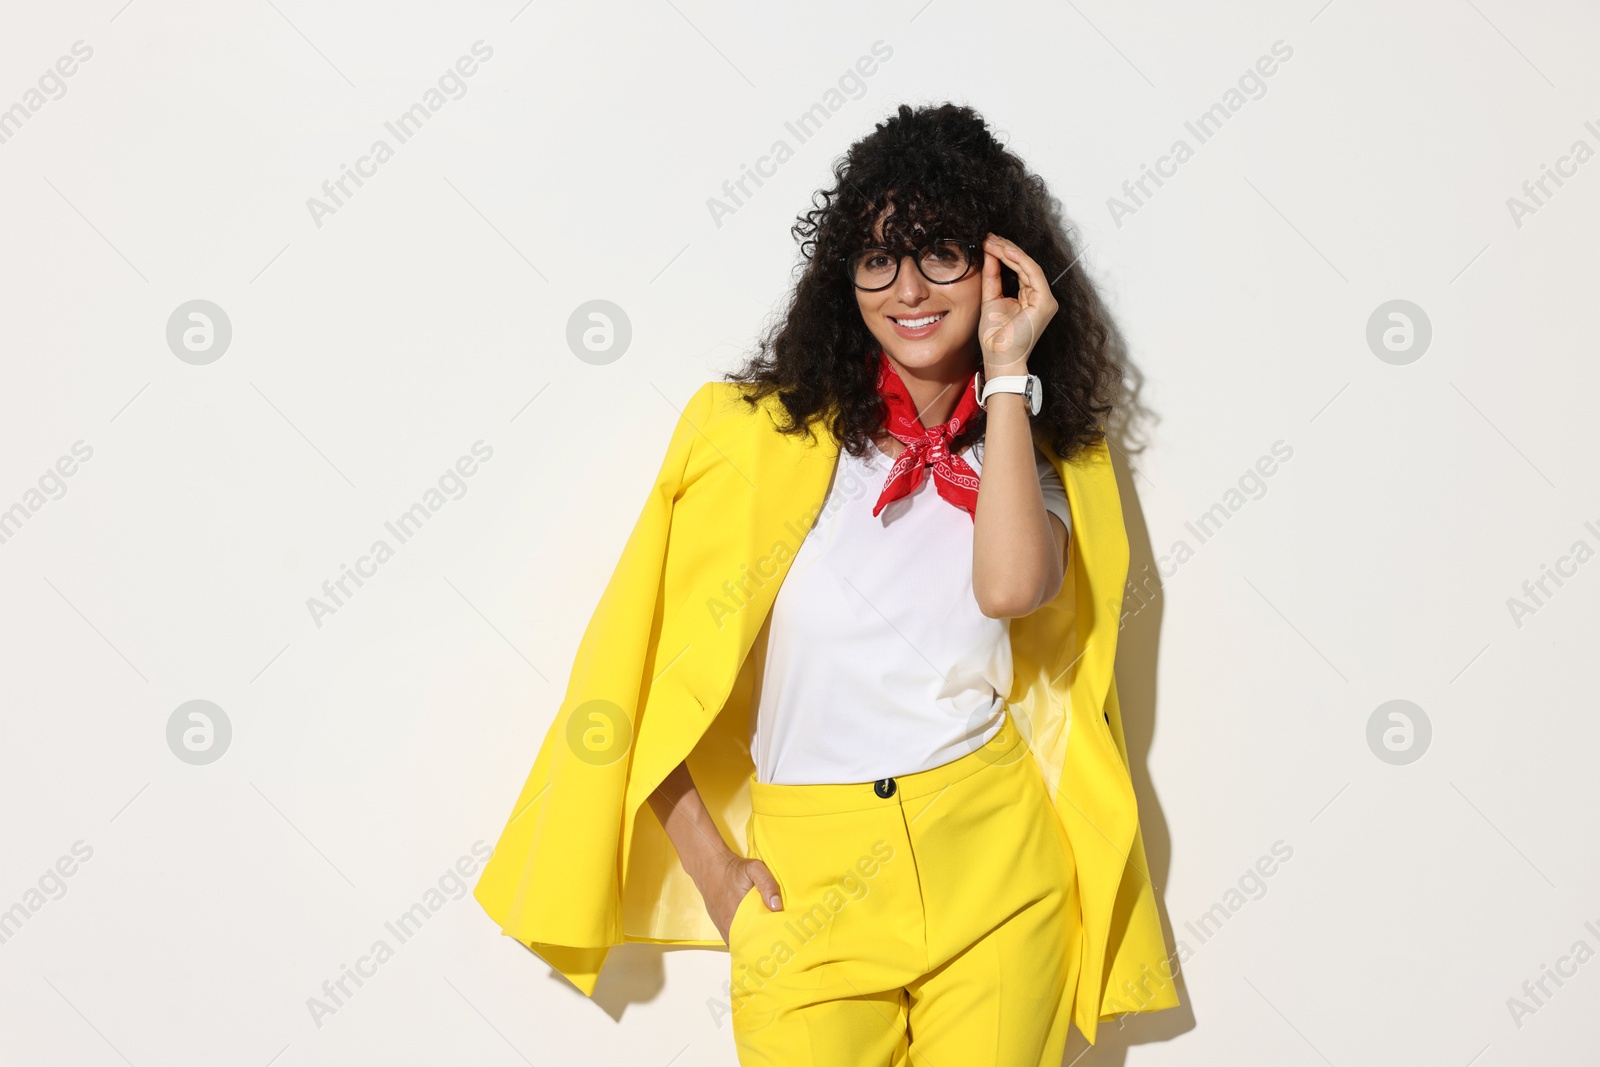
[768,895,781,910]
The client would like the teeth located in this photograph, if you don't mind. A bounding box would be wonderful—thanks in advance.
[892,312,945,328]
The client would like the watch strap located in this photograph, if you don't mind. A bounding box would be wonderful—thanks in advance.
[974,372,1042,415]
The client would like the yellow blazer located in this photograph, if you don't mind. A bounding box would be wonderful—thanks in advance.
[473,380,1181,1044]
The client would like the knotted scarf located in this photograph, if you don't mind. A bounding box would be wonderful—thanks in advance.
[871,348,981,520]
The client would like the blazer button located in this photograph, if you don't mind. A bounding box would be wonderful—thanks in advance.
[874,777,897,798]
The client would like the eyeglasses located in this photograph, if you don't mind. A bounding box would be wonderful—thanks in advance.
[843,238,980,292]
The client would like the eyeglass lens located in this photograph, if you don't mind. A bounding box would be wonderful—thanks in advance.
[850,240,973,289]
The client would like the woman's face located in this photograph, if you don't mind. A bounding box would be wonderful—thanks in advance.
[852,211,983,375]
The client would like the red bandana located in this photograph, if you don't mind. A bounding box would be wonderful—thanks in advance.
[871,349,982,520]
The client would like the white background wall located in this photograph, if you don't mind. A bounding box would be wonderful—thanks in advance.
[2,1,1597,1064]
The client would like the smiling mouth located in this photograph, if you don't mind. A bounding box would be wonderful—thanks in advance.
[889,311,948,328]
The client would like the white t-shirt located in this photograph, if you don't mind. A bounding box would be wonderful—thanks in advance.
[749,436,1072,784]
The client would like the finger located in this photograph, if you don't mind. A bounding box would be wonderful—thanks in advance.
[986,233,1035,289]
[1008,246,1051,309]
[746,859,783,911]
[991,235,1052,309]
[984,234,1053,348]
[1016,264,1058,330]
[981,235,1002,304]
[1020,304,1054,343]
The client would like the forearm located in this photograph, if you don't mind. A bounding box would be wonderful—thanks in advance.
[972,365,1064,618]
[646,760,740,887]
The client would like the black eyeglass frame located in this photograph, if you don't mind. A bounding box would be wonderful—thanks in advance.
[841,238,982,292]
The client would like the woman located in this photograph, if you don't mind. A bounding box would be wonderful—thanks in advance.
[474,103,1180,1064]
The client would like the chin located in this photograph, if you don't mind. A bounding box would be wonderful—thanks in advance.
[878,338,972,372]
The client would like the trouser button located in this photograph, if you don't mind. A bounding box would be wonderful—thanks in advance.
[874,777,897,798]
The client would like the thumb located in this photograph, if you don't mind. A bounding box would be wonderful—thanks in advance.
[981,238,1002,305]
[744,859,783,911]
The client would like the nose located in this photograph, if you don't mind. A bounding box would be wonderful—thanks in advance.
[894,254,930,304]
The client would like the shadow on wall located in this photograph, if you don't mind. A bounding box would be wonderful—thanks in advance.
[1071,327,1197,1063]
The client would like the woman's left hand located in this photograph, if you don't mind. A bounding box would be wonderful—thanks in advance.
[979,232,1058,377]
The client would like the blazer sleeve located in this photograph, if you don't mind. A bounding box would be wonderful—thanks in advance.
[472,380,719,995]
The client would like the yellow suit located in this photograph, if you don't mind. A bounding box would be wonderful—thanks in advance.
[472,380,1181,1044]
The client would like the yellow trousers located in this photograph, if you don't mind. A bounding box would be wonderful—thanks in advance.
[728,709,1081,1066]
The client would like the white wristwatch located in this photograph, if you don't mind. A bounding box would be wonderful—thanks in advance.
[974,371,1042,416]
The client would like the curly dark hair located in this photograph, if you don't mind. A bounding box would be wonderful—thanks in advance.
[726,101,1123,464]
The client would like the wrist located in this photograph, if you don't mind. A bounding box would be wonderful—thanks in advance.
[981,357,1030,381]
[680,827,740,888]
[976,364,1041,416]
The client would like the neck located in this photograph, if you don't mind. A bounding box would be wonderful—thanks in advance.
[882,352,974,429]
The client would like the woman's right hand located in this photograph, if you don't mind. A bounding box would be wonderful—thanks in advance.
[702,853,783,944]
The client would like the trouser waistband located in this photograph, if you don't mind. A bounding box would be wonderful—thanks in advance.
[748,706,1029,817]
